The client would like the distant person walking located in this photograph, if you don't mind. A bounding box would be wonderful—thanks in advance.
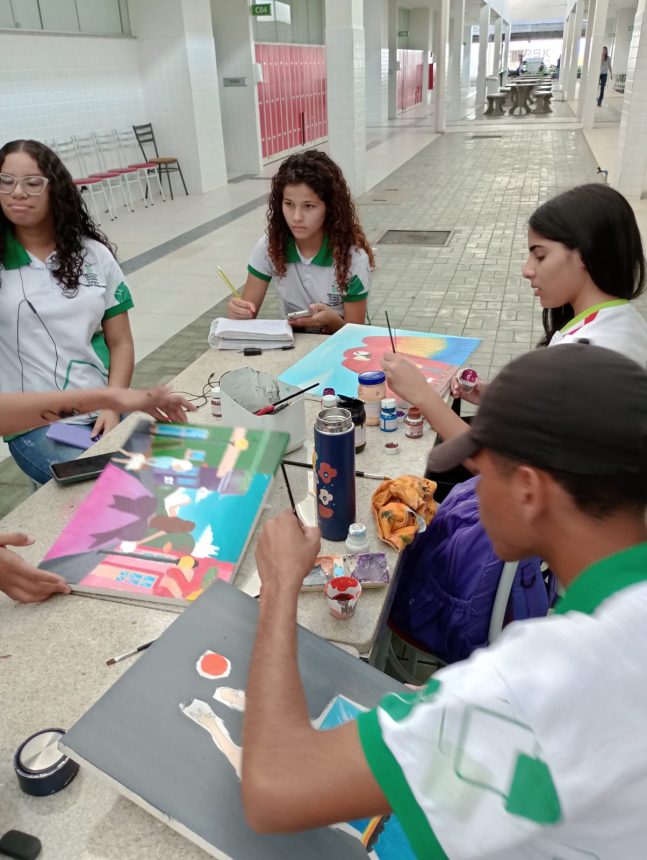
[598,47,613,107]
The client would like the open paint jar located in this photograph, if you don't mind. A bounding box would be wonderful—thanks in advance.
[324,576,362,619]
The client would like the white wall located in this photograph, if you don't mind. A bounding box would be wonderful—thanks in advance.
[0,32,145,144]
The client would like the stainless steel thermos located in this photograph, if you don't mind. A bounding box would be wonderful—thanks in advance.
[314,407,356,541]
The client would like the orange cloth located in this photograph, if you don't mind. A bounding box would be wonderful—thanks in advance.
[371,475,437,551]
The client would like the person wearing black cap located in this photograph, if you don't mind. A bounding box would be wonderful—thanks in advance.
[243,344,647,859]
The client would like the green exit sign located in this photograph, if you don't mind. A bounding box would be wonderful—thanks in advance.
[251,3,271,15]
[398,30,409,37]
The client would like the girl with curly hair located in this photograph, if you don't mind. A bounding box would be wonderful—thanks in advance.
[228,150,374,333]
[0,139,135,484]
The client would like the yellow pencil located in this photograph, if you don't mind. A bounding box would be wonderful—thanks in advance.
[216,266,241,299]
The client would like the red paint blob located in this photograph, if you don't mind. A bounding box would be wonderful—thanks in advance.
[199,652,230,678]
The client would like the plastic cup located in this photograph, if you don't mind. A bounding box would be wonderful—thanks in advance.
[324,576,362,619]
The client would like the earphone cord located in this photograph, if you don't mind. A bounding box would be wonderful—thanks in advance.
[17,267,63,392]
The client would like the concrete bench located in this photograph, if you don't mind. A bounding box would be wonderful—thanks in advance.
[532,92,553,114]
[484,93,507,116]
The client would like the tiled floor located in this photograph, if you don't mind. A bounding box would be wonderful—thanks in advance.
[2,91,643,519]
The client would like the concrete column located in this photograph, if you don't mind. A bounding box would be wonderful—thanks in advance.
[462,24,473,86]
[559,13,571,85]
[448,0,466,120]
[566,0,585,99]
[129,0,226,192]
[582,0,612,126]
[476,3,490,107]
[492,15,502,77]
[387,0,398,118]
[364,0,389,126]
[325,0,366,195]
[435,0,450,132]
[503,20,512,76]
[576,0,597,119]
[611,0,647,197]
[561,8,575,89]
[409,7,431,104]
[614,6,637,74]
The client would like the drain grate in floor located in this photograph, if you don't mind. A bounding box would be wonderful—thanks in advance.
[377,229,451,247]
[468,134,503,140]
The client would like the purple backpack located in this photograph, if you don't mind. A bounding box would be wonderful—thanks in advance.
[389,477,556,665]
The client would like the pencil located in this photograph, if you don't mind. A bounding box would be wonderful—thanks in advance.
[282,459,390,481]
[216,265,241,299]
[281,462,297,513]
[385,310,397,353]
[106,640,155,666]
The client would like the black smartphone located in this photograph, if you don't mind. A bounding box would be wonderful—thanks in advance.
[50,452,115,485]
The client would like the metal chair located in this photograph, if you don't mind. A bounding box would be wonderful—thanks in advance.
[113,128,166,203]
[92,130,148,211]
[73,133,127,214]
[132,123,188,199]
[48,137,116,224]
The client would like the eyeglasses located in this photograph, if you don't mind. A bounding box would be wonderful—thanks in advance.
[0,173,50,196]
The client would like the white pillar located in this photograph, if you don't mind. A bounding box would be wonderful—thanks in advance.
[387,0,398,119]
[559,13,571,85]
[364,0,389,126]
[492,15,502,78]
[448,0,466,120]
[566,0,585,99]
[582,0,611,126]
[476,3,490,107]
[409,7,431,103]
[434,0,449,132]
[611,0,647,197]
[576,0,597,119]
[462,24,473,87]
[503,20,512,76]
[325,0,366,195]
[129,0,226,192]
[613,6,637,74]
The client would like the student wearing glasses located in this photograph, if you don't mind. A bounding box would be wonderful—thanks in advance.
[0,139,135,484]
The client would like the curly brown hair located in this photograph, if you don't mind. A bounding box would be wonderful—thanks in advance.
[0,139,116,297]
[266,150,374,293]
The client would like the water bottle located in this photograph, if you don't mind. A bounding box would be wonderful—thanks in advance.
[314,407,356,541]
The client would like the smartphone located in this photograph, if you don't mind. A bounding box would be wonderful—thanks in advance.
[286,309,314,320]
[50,452,115,485]
[46,421,96,450]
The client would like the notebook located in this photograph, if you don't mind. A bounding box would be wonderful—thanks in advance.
[39,420,289,606]
[208,318,294,350]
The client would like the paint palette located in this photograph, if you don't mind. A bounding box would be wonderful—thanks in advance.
[301,553,390,591]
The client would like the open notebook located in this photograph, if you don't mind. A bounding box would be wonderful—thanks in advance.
[208,318,294,350]
[39,421,289,606]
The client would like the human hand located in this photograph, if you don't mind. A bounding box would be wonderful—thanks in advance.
[0,532,71,603]
[255,511,321,595]
[228,296,256,320]
[449,376,483,405]
[91,408,121,439]
[108,386,196,424]
[288,303,336,332]
[380,353,429,405]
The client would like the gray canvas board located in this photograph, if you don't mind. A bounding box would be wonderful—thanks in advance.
[61,580,407,859]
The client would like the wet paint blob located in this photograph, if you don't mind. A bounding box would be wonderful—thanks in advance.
[196,650,231,680]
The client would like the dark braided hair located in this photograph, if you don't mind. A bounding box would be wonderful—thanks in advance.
[529,183,645,347]
[266,150,374,293]
[0,139,116,297]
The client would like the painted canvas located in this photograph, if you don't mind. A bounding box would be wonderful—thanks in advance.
[301,553,390,591]
[40,421,289,606]
[279,323,480,398]
[60,581,415,860]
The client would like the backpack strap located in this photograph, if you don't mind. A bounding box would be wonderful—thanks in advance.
[488,561,520,644]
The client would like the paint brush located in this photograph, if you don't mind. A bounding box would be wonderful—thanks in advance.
[254,382,319,415]
[98,549,178,563]
[216,266,241,299]
[281,462,297,514]
[106,640,155,666]
[385,310,397,353]
[282,459,391,482]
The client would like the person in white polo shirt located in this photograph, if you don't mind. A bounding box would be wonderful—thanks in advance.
[227,151,373,334]
[243,344,647,860]
[0,139,135,484]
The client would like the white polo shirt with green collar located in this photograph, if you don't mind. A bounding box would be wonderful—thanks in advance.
[548,299,647,367]
[358,543,647,859]
[247,234,370,317]
[0,232,133,411]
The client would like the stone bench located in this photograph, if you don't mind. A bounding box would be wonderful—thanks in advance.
[484,93,507,116]
[532,92,553,114]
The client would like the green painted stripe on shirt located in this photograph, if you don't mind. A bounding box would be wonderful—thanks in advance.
[559,298,628,333]
[357,709,448,860]
[103,297,134,321]
[344,274,368,302]
[555,542,647,616]
[2,230,31,269]
[247,263,272,282]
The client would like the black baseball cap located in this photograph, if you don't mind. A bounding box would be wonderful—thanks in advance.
[427,344,647,475]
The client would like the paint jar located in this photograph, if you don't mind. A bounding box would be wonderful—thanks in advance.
[379,398,398,433]
[345,523,370,555]
[338,394,366,454]
[325,576,362,619]
[384,441,400,455]
[357,371,386,426]
[321,387,337,408]
[314,407,356,541]
[210,385,222,418]
[458,367,478,394]
[405,406,424,438]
